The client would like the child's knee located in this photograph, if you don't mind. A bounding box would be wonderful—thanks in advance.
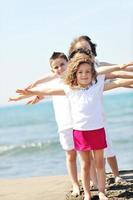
[66,150,77,162]
[95,160,105,170]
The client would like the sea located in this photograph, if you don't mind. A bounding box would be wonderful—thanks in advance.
[0,91,133,179]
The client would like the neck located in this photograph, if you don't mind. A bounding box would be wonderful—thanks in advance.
[78,83,91,89]
[78,84,91,88]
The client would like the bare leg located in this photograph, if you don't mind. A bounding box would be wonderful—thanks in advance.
[107,156,126,183]
[79,151,91,200]
[107,156,119,176]
[65,150,80,196]
[93,149,108,200]
[90,152,98,188]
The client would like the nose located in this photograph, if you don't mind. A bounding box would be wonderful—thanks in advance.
[82,73,87,77]
[58,66,62,71]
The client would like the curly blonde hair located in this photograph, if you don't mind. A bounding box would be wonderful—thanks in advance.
[64,53,97,88]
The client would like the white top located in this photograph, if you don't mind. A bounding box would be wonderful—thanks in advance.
[51,78,73,132]
[64,75,105,131]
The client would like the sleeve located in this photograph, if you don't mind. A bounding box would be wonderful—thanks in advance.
[97,75,105,91]
[63,84,71,95]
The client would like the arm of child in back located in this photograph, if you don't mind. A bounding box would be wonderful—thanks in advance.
[16,87,65,96]
[103,78,133,91]
[25,73,58,89]
[9,94,33,101]
[9,94,44,104]
[96,62,133,75]
[104,70,133,80]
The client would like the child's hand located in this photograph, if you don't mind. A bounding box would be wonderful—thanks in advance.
[8,97,18,102]
[8,95,23,102]
[26,96,44,104]
[126,84,133,88]
[120,62,133,69]
[25,83,36,90]
[16,89,30,95]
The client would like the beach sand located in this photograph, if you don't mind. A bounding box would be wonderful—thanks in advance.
[0,175,71,200]
[0,170,133,200]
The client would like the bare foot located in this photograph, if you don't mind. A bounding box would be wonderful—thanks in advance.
[84,193,91,200]
[90,180,98,190]
[115,176,126,183]
[99,192,108,200]
[71,185,80,197]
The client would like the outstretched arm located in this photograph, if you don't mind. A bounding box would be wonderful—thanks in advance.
[105,70,133,79]
[16,87,65,96]
[124,84,133,88]
[9,94,44,103]
[97,62,133,75]
[9,94,33,102]
[25,73,58,89]
[104,78,133,91]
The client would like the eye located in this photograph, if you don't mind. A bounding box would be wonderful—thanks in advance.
[54,66,59,69]
[60,63,65,67]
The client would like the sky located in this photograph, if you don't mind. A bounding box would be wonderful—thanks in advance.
[1,0,133,106]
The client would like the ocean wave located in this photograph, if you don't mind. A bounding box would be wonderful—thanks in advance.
[0,141,59,156]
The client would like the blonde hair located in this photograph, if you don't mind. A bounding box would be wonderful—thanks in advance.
[64,53,97,88]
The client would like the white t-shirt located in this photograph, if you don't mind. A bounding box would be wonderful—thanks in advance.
[64,75,105,131]
[51,78,73,132]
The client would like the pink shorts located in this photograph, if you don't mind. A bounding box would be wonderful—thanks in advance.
[73,128,107,151]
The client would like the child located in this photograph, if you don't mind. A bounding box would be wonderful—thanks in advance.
[9,50,133,192]
[68,35,133,183]
[14,53,133,200]
[11,50,126,194]
[46,52,80,196]
[10,52,80,196]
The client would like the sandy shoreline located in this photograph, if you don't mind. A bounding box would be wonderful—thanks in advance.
[0,175,71,200]
[0,170,133,200]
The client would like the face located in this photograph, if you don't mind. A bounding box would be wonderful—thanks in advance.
[76,63,92,88]
[51,58,67,75]
[74,40,95,61]
[75,40,91,51]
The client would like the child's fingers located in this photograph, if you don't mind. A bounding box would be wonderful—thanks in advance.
[24,87,30,90]
[26,97,38,104]
[32,97,40,104]
[25,83,37,90]
[25,85,33,90]
[26,96,44,105]
[26,100,33,104]
[16,89,28,95]
[8,98,12,102]
[8,98,16,102]
[127,62,133,66]
[120,62,133,69]
[121,62,133,69]
[16,89,24,93]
